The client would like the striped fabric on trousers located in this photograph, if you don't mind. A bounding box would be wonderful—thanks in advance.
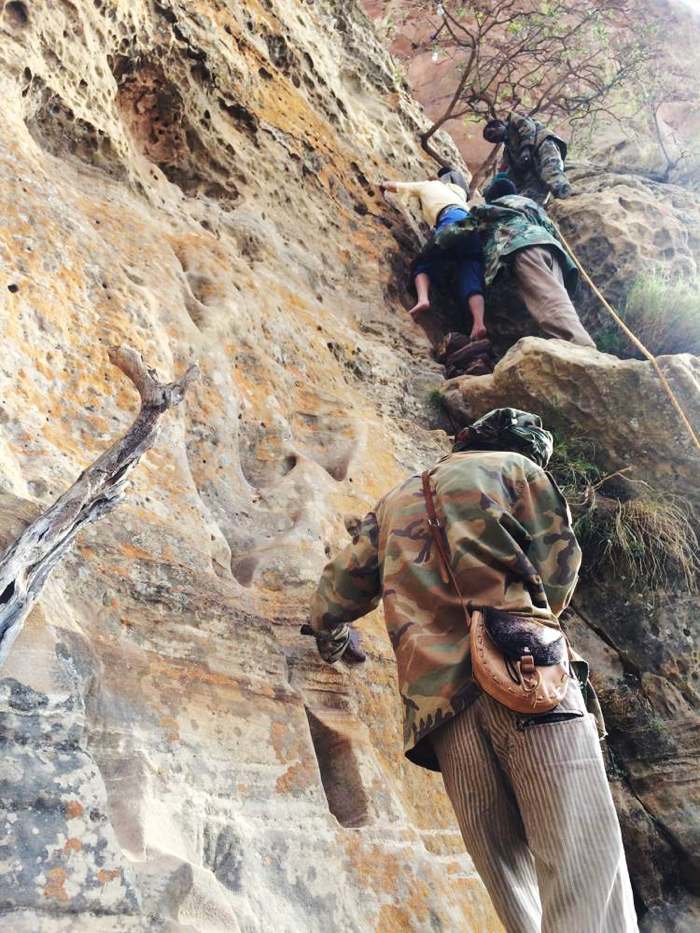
[431,681,638,933]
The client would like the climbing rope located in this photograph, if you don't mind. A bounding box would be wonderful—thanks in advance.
[551,218,700,454]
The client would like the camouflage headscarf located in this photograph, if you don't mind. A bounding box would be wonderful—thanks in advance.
[484,177,517,202]
[453,408,554,467]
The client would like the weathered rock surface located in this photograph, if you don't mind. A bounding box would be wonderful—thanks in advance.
[1,0,698,928]
[551,170,700,327]
[442,337,700,503]
[0,1,500,930]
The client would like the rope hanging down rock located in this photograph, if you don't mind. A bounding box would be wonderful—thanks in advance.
[552,220,700,454]
[0,346,199,670]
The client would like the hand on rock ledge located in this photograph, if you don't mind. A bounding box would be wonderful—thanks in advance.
[342,628,367,665]
[300,624,366,665]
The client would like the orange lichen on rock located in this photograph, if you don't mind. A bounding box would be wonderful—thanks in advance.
[0,0,483,928]
[64,801,84,820]
[43,868,69,902]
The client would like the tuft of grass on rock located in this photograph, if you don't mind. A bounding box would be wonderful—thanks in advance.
[576,494,699,593]
[548,433,602,502]
[549,433,699,592]
[596,269,700,358]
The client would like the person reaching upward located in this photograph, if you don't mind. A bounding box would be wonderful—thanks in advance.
[380,166,487,341]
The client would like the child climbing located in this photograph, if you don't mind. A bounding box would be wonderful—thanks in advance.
[379,167,487,341]
[424,178,595,348]
[483,113,571,203]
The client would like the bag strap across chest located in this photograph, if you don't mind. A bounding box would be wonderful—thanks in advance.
[421,470,472,629]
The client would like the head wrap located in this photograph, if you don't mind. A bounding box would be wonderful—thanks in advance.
[483,119,507,140]
[453,408,554,467]
[484,177,517,202]
[437,166,469,195]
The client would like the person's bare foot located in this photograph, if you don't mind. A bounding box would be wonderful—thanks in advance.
[409,299,430,318]
[470,325,487,341]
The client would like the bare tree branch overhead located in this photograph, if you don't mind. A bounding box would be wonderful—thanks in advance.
[0,346,199,669]
[382,0,682,175]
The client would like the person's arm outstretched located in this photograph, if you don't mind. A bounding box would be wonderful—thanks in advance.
[379,180,426,196]
[309,511,381,662]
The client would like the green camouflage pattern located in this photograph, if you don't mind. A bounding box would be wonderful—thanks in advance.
[524,137,569,201]
[455,408,554,468]
[502,114,569,202]
[426,194,578,296]
[310,450,582,769]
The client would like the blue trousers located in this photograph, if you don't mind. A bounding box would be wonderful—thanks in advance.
[414,206,485,302]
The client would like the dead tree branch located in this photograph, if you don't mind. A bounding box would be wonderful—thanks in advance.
[0,346,199,669]
[401,0,664,168]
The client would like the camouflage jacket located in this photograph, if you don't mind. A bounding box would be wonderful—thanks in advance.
[428,194,578,296]
[310,450,585,770]
[502,113,568,179]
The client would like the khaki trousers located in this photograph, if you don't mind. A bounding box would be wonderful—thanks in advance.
[513,246,596,348]
[432,681,638,933]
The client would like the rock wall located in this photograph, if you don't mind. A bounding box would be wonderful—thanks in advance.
[0,1,500,930]
[1,0,698,931]
[552,169,700,326]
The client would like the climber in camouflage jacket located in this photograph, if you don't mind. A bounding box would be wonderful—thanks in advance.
[308,408,598,771]
[484,113,571,202]
[434,188,577,292]
[308,410,635,933]
[419,180,595,347]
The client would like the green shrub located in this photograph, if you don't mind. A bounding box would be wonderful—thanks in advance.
[549,433,699,592]
[597,270,700,358]
[424,387,446,411]
[576,494,699,593]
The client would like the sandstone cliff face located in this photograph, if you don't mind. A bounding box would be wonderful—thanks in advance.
[1,1,698,931]
[0,1,501,930]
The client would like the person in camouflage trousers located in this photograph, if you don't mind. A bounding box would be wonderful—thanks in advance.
[308,408,637,933]
[420,177,596,347]
[484,113,571,202]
